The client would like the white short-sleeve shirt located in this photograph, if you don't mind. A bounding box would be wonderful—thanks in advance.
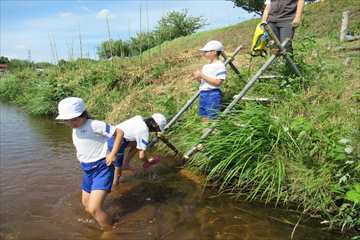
[116,116,149,151]
[199,60,227,91]
[72,119,115,163]
[265,0,271,5]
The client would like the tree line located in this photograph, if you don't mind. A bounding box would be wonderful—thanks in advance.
[97,9,206,59]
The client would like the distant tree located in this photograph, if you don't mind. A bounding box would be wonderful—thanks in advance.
[113,40,132,57]
[228,0,318,15]
[154,9,206,41]
[0,56,10,64]
[228,0,265,15]
[129,32,157,55]
[0,57,53,71]
[98,39,133,59]
[58,59,67,67]
[97,40,111,59]
[8,59,34,71]
[35,62,54,69]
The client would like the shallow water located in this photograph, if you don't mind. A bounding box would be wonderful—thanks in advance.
[0,103,345,240]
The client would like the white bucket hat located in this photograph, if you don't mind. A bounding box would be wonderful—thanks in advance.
[56,97,86,120]
[199,40,224,52]
[152,113,167,132]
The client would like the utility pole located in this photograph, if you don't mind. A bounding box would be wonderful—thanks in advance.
[146,1,150,57]
[106,15,113,58]
[48,33,58,63]
[27,49,32,62]
[48,33,54,63]
[78,24,83,59]
[139,4,143,65]
[128,18,132,56]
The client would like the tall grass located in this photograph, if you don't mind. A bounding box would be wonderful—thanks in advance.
[186,104,289,204]
[0,55,179,119]
[184,101,358,232]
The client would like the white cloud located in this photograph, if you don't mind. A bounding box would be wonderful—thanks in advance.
[96,9,116,20]
[81,6,91,13]
[15,44,26,49]
[58,12,73,18]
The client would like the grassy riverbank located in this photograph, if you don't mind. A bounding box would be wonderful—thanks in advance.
[1,0,359,236]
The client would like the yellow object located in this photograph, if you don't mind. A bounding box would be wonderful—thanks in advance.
[251,22,269,57]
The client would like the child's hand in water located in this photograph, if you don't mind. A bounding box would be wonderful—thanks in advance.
[106,154,116,166]
[143,156,161,170]
[193,70,202,81]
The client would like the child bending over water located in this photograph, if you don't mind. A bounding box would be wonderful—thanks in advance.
[108,113,167,186]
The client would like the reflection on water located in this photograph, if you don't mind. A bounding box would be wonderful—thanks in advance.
[0,103,345,240]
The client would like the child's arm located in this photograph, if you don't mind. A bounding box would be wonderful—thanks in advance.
[106,128,123,166]
[138,150,158,164]
[193,69,224,87]
[200,72,223,87]
[292,0,304,28]
[262,4,270,22]
[135,133,152,162]
[138,150,146,161]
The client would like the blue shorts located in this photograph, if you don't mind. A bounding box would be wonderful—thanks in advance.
[198,89,223,119]
[107,137,129,168]
[80,159,114,193]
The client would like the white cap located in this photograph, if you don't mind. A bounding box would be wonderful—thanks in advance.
[199,40,224,52]
[56,97,86,120]
[152,113,167,132]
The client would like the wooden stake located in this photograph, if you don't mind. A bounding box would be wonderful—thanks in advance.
[335,45,360,52]
[340,11,349,42]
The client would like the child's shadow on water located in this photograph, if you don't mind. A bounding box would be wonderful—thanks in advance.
[111,181,186,220]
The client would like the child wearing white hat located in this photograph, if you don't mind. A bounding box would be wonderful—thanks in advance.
[193,40,227,120]
[107,113,167,186]
[56,97,122,232]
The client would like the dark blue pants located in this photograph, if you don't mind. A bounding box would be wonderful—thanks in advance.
[198,89,222,119]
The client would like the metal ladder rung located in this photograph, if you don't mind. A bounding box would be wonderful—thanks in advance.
[233,96,274,103]
[259,75,284,79]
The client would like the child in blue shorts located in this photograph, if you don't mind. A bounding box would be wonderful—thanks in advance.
[107,113,167,186]
[56,97,122,231]
[193,40,227,120]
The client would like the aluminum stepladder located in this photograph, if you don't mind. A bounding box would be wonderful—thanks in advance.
[183,23,302,160]
[147,45,244,153]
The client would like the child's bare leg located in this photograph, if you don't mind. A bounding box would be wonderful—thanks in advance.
[81,190,90,212]
[80,190,95,222]
[122,143,137,169]
[88,190,113,231]
[112,167,122,186]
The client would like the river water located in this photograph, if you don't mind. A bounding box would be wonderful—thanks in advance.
[0,103,345,240]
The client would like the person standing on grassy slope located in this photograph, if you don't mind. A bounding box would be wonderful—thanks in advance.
[56,97,122,232]
[262,0,305,53]
[108,113,167,186]
[193,40,227,121]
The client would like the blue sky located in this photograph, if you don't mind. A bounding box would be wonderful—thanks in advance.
[1,0,256,62]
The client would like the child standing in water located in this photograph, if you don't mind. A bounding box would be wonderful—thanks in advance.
[193,40,227,121]
[56,97,122,231]
[108,113,167,186]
